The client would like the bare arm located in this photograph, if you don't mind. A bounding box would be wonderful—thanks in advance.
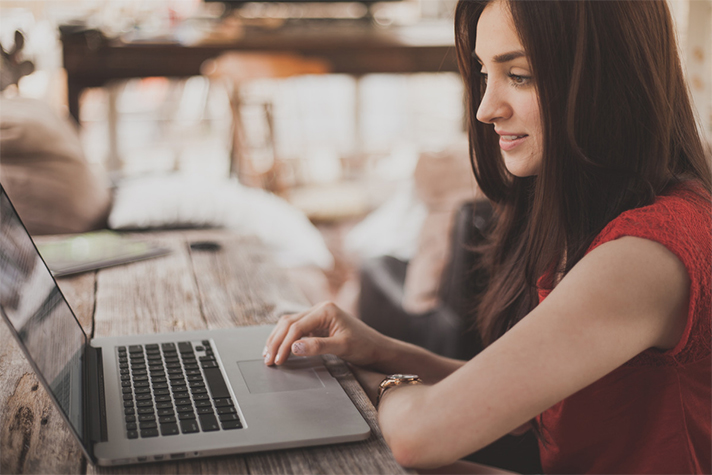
[376,237,689,468]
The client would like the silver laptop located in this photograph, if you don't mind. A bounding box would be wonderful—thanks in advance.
[0,185,370,466]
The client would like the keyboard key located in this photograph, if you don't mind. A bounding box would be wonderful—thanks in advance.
[123,394,133,401]
[161,343,176,351]
[159,415,176,424]
[222,420,243,430]
[195,400,212,408]
[138,407,155,415]
[203,368,230,399]
[213,399,233,407]
[139,414,156,422]
[127,422,137,430]
[193,394,209,401]
[199,414,220,432]
[125,415,136,423]
[178,405,195,413]
[197,407,214,415]
[136,394,152,401]
[136,400,153,408]
[154,389,170,396]
[154,395,171,402]
[191,387,208,395]
[124,401,134,408]
[129,345,143,353]
[217,406,236,415]
[140,429,159,438]
[219,413,238,422]
[160,423,180,436]
[127,430,138,439]
[139,421,157,429]
[122,387,132,394]
[124,408,135,415]
[156,402,173,409]
[178,412,196,420]
[175,398,192,406]
[180,419,200,434]
[157,408,175,417]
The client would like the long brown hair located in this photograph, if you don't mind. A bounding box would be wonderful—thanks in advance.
[455,0,712,347]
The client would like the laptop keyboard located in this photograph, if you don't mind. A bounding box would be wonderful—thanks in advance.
[118,340,243,439]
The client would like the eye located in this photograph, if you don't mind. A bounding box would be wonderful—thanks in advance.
[509,74,531,86]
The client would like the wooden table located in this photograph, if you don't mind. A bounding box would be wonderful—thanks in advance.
[61,21,458,123]
[0,229,408,474]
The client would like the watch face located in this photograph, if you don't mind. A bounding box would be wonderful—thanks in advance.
[394,374,419,380]
[386,374,420,383]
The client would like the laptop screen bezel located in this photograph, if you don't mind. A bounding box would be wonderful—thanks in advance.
[0,185,97,464]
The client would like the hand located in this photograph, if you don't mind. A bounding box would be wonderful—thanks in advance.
[263,301,388,367]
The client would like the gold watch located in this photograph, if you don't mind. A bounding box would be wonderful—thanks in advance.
[377,374,423,407]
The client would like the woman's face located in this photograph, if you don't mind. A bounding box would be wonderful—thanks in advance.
[475,0,543,177]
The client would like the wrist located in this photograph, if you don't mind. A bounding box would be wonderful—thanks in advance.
[377,374,423,408]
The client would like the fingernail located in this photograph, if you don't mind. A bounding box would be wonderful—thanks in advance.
[264,353,270,364]
[292,342,306,355]
[275,354,281,364]
[262,346,268,357]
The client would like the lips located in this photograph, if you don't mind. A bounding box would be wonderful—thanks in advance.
[498,133,528,151]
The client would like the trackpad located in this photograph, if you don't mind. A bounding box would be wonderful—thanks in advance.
[238,359,325,394]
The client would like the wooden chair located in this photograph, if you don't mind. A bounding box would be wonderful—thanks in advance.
[202,52,330,189]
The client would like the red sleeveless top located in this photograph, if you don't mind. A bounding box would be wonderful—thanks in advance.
[537,182,711,474]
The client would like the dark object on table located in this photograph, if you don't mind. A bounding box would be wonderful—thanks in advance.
[190,241,222,252]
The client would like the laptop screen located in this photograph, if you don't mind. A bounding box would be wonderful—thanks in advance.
[0,186,87,444]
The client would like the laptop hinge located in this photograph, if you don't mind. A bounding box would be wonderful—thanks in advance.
[84,345,108,443]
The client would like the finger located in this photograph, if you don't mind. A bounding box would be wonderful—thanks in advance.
[273,308,332,365]
[264,313,301,365]
[291,335,343,358]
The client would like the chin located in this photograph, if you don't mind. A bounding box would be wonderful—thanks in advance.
[503,153,541,177]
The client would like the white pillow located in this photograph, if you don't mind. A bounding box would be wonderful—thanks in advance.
[109,174,333,269]
[344,181,427,262]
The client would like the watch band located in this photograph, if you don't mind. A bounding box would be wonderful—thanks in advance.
[376,374,423,408]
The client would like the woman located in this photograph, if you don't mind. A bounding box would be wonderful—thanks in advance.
[264,0,712,472]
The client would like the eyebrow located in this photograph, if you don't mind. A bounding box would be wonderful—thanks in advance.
[471,50,527,64]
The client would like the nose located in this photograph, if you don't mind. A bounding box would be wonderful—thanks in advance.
[476,80,510,125]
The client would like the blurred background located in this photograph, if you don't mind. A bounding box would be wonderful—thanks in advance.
[0,0,710,311]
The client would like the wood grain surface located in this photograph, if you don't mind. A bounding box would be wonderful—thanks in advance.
[1,230,409,474]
